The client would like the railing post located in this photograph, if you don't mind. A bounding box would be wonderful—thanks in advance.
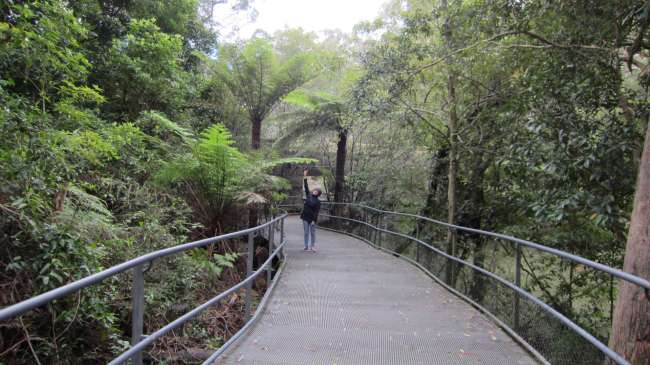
[363,210,373,241]
[371,213,377,245]
[280,218,285,259]
[362,208,368,239]
[245,232,254,321]
[377,214,383,247]
[267,222,274,285]
[415,222,420,263]
[131,264,145,365]
[514,243,522,331]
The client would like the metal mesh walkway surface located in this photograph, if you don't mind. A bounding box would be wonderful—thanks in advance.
[218,216,538,365]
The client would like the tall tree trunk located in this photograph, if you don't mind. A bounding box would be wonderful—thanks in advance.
[251,116,262,150]
[442,0,458,286]
[446,72,458,261]
[248,116,262,227]
[412,148,448,266]
[465,165,487,303]
[334,129,348,203]
[421,148,448,219]
[608,123,650,364]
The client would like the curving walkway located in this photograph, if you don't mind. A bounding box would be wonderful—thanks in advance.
[218,216,538,365]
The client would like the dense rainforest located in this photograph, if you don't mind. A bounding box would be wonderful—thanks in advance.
[1,0,650,364]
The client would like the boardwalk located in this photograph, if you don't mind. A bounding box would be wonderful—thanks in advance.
[219,216,538,365]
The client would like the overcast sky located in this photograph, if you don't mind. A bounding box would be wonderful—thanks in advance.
[214,0,387,39]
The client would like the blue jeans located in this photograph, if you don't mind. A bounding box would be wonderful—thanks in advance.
[302,219,316,248]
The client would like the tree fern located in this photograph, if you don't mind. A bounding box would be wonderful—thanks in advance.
[156,123,315,226]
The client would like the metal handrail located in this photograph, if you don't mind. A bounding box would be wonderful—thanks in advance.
[354,203,650,297]
[108,241,286,365]
[315,221,549,364]
[319,202,650,365]
[0,211,288,364]
[201,256,287,364]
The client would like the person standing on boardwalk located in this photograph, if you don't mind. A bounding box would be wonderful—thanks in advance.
[300,168,321,251]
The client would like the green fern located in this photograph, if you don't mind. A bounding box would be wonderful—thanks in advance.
[137,111,195,144]
[156,124,314,224]
[55,185,124,241]
[257,157,317,170]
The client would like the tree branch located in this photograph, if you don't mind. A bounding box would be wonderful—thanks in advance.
[20,317,42,365]
[396,97,448,140]
[410,30,612,75]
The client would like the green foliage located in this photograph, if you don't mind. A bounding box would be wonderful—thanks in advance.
[0,1,283,362]
[136,110,195,145]
[130,0,199,36]
[274,57,359,157]
[188,250,239,276]
[0,1,91,107]
[157,124,315,226]
[346,1,648,362]
[5,0,646,363]
[216,36,320,147]
[283,89,321,110]
[103,18,188,120]
[156,124,246,217]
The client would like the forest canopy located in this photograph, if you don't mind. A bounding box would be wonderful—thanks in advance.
[1,0,650,364]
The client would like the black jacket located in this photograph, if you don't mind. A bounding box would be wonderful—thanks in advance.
[300,178,320,223]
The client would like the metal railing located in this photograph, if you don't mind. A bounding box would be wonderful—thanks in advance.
[0,210,288,365]
[316,202,650,365]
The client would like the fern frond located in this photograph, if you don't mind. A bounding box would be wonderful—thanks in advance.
[235,191,268,205]
[137,111,195,144]
[67,185,113,218]
[55,185,124,241]
[256,157,317,170]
